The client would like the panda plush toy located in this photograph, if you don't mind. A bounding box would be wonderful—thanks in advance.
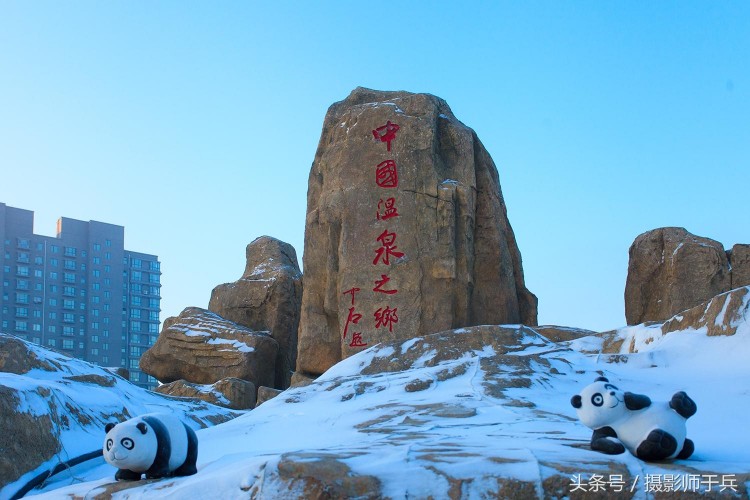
[103,413,198,480]
[571,377,696,461]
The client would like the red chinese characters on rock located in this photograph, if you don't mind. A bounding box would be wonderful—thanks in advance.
[341,288,365,347]
[376,197,399,221]
[376,160,399,188]
[372,230,405,266]
[372,121,400,152]
[374,306,398,333]
[373,274,397,295]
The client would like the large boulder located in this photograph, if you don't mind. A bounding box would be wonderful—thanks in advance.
[140,307,278,388]
[297,87,537,376]
[625,227,731,325]
[209,236,302,389]
[729,244,750,289]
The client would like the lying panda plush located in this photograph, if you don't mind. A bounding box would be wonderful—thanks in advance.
[103,413,198,480]
[571,377,696,461]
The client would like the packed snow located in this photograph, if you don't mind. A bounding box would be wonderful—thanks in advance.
[10,317,750,498]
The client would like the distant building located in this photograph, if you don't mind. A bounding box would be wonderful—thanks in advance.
[0,202,161,389]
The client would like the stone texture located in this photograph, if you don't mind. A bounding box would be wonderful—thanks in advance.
[155,378,257,410]
[140,307,278,388]
[533,325,597,343]
[625,227,731,325]
[662,286,750,337]
[290,371,315,388]
[297,87,537,376]
[729,244,750,290]
[209,236,302,390]
[256,386,283,406]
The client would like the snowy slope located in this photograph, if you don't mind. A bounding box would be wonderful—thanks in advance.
[24,320,750,499]
[0,333,240,500]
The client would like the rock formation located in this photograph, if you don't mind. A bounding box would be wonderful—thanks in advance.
[155,378,257,410]
[625,227,731,324]
[729,244,750,290]
[255,386,283,407]
[140,307,278,389]
[209,236,302,389]
[296,87,537,376]
[662,286,750,338]
[625,228,750,325]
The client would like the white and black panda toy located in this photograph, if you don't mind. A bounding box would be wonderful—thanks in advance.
[571,377,696,461]
[103,413,198,481]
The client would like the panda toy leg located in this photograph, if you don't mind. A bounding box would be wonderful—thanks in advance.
[172,423,199,477]
[636,429,678,461]
[677,438,695,459]
[115,469,142,481]
[670,392,697,419]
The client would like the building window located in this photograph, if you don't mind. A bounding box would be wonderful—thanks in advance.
[104,265,110,273]
[64,247,76,257]
[15,320,28,331]
[49,311,57,319]
[15,307,29,318]
[104,291,111,299]
[63,326,75,336]
[17,252,30,263]
[92,296,100,304]
[49,272,58,280]
[48,325,56,333]
[93,270,100,278]
[16,265,30,276]
[63,286,76,296]
[62,339,74,350]
[33,309,42,317]
[63,299,75,310]
[93,243,101,251]
[149,261,160,271]
[93,257,101,264]
[132,271,141,281]
[105,239,111,247]
[50,258,58,267]
[34,256,43,265]
[63,313,75,323]
[104,278,111,286]
[50,245,59,253]
[17,238,30,249]
[129,359,139,370]
[34,269,42,278]
[15,292,29,304]
[105,252,111,260]
[32,323,41,332]
[149,311,159,321]
[132,258,142,268]
[48,339,56,347]
[64,260,76,270]
[130,309,141,319]
[149,323,159,334]
[131,321,142,332]
[16,279,29,290]
[91,348,99,356]
[91,335,99,343]
[131,296,142,306]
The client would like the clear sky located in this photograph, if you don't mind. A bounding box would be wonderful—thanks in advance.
[1,2,747,332]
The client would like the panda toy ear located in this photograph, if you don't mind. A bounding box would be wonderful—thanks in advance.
[105,423,116,433]
[136,422,148,435]
[595,376,609,383]
[571,395,582,409]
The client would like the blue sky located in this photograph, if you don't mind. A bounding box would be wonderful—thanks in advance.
[1,2,747,331]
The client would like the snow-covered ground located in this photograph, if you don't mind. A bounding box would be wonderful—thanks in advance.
[22,315,750,499]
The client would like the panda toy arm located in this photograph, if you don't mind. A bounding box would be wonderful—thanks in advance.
[590,426,626,455]
[624,392,651,411]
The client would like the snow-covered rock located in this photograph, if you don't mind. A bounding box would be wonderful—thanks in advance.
[27,320,750,498]
[0,333,240,500]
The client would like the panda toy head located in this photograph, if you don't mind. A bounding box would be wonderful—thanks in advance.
[104,418,158,473]
[570,376,628,430]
